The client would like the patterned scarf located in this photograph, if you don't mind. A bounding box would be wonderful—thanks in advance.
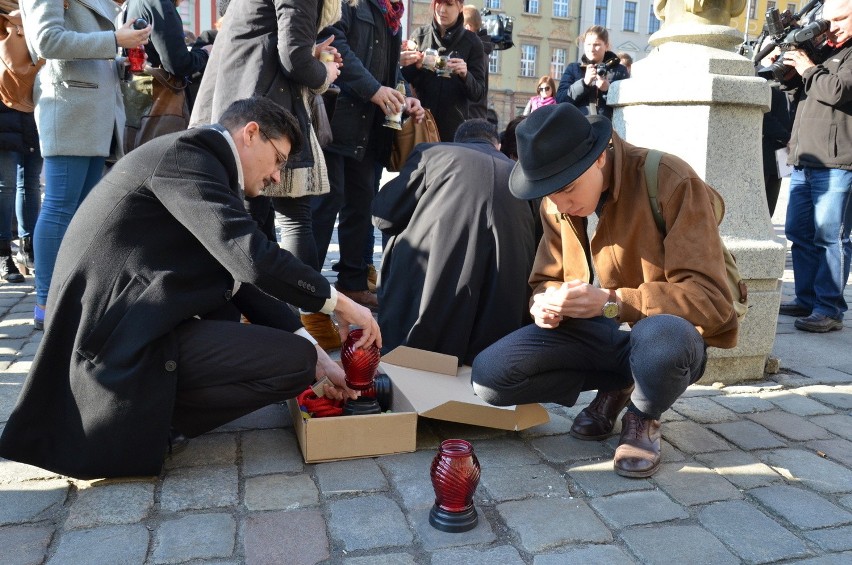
[377,0,404,36]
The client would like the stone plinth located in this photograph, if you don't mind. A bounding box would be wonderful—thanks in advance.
[608,40,786,384]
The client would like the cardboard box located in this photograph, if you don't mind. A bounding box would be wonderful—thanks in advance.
[289,346,550,463]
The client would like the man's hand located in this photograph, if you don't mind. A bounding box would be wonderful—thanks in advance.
[531,280,613,324]
[333,293,382,350]
[783,48,816,75]
[371,85,406,116]
[405,97,425,122]
[314,345,358,401]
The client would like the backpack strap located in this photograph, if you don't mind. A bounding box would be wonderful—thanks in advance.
[644,149,665,235]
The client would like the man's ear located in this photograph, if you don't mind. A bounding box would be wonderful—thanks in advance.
[595,147,608,168]
[239,121,261,147]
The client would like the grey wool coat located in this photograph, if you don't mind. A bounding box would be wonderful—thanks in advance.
[0,128,332,479]
[20,0,125,158]
[189,0,327,168]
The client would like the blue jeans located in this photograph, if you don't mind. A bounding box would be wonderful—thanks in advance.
[785,167,852,320]
[35,156,105,305]
[0,150,43,240]
[272,195,318,270]
[471,315,708,420]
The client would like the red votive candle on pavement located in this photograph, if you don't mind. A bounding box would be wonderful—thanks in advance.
[429,439,480,532]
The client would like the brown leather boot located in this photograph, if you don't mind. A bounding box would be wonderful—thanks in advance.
[335,283,379,311]
[367,264,378,293]
[613,411,662,478]
[569,384,634,440]
[300,312,342,351]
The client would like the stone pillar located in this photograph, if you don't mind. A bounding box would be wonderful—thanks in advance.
[607,23,786,384]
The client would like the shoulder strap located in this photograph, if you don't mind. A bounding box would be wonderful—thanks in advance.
[644,149,665,235]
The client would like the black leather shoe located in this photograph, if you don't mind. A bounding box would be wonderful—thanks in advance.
[779,301,810,317]
[614,411,661,478]
[794,313,843,333]
[570,384,634,440]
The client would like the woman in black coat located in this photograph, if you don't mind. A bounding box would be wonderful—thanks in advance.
[400,0,487,142]
[0,105,41,281]
[555,25,629,119]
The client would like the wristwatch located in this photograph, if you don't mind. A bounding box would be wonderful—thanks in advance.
[602,289,620,319]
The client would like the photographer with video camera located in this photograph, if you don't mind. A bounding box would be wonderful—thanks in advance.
[773,0,852,333]
[555,25,628,118]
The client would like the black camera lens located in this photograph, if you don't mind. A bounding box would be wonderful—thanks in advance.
[765,8,784,36]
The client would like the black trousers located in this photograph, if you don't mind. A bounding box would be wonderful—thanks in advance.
[171,319,317,436]
[311,146,378,291]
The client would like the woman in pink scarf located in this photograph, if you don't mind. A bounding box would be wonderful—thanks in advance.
[523,76,557,115]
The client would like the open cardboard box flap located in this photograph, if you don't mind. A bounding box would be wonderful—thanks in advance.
[380,346,549,431]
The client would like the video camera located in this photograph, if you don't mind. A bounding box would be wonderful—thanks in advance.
[754,0,830,81]
[480,8,514,51]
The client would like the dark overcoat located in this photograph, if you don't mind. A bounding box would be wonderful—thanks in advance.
[0,128,331,479]
[555,50,629,119]
[373,141,536,365]
[401,15,487,142]
[189,0,326,168]
[322,0,403,164]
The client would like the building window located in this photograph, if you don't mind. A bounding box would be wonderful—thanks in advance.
[787,3,797,12]
[648,6,661,33]
[489,50,501,74]
[766,0,776,9]
[595,0,608,26]
[524,0,540,14]
[485,0,502,9]
[551,48,567,78]
[749,1,757,18]
[520,44,537,77]
[553,0,570,18]
[624,1,637,31]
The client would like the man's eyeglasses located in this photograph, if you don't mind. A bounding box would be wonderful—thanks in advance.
[259,129,289,172]
[538,86,551,92]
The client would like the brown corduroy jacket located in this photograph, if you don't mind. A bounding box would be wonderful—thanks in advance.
[530,133,739,349]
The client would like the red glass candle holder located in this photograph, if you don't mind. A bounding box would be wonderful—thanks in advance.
[429,439,480,533]
[341,329,380,391]
[126,47,146,74]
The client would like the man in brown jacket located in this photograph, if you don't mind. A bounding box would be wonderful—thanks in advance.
[471,104,738,478]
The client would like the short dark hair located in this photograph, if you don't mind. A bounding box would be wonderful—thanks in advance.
[454,119,499,145]
[218,97,303,157]
[499,115,526,161]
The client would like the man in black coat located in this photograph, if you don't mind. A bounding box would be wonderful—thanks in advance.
[0,98,379,480]
[311,0,422,310]
[373,119,537,365]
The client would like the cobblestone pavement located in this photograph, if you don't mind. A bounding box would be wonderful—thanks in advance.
[1,185,851,564]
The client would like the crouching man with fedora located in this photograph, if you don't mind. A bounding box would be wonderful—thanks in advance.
[471,104,739,477]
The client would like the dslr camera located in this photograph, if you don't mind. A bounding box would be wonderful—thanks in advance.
[755,0,830,81]
[583,57,619,78]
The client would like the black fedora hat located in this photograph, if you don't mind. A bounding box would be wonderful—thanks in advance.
[509,104,612,200]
